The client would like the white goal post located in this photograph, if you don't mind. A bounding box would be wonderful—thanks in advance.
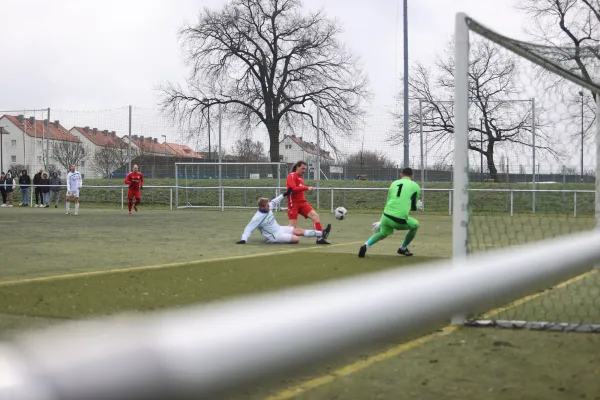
[174,162,288,211]
[452,13,600,325]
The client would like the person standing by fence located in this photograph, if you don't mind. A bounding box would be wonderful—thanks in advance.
[49,171,62,208]
[18,169,31,207]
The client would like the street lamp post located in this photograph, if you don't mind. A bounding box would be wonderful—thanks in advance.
[579,91,584,181]
[203,99,211,160]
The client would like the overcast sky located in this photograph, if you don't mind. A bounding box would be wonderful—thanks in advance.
[0,0,528,110]
[7,0,578,171]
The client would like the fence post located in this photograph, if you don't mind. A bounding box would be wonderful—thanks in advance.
[170,187,173,211]
[121,187,124,210]
[448,189,452,216]
[330,188,334,214]
[510,190,514,216]
[573,190,577,218]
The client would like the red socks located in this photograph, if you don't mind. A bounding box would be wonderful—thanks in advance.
[128,199,133,211]
[314,222,323,232]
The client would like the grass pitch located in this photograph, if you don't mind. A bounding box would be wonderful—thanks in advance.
[1,207,599,400]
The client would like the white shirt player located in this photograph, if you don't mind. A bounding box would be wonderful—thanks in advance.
[240,195,294,243]
[66,170,83,196]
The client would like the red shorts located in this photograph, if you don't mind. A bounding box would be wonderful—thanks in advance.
[287,202,314,220]
[128,189,141,199]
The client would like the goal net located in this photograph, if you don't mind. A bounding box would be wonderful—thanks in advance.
[453,14,600,332]
[174,162,289,210]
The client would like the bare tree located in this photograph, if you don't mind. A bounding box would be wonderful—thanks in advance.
[343,150,395,168]
[231,138,269,162]
[518,0,598,137]
[51,140,89,172]
[91,144,133,179]
[390,39,558,182]
[160,0,369,163]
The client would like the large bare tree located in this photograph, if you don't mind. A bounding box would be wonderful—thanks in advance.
[51,140,89,172]
[518,0,598,138]
[91,143,134,179]
[390,39,558,182]
[160,0,368,163]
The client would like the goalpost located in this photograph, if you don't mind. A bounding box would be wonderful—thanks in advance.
[453,13,600,331]
[174,162,289,210]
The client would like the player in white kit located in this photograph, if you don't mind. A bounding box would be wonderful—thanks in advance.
[236,188,331,244]
[65,164,83,215]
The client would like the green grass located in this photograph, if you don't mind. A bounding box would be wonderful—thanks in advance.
[0,207,599,400]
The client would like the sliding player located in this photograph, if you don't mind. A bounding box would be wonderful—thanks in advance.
[65,164,83,216]
[236,188,331,245]
[358,167,421,258]
[286,160,330,244]
[125,164,144,216]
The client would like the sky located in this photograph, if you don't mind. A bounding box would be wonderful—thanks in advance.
[5,0,581,172]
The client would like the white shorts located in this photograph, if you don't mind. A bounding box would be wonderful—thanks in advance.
[266,226,294,244]
[66,190,79,198]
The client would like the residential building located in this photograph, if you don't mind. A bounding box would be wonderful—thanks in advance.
[121,135,171,157]
[70,127,129,178]
[279,134,334,164]
[164,142,204,159]
[0,114,86,177]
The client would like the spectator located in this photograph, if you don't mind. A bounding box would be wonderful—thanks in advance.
[2,170,15,207]
[0,172,6,206]
[40,172,51,208]
[33,168,43,207]
[49,171,61,208]
[18,169,31,207]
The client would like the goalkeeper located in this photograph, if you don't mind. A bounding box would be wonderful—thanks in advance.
[358,167,421,258]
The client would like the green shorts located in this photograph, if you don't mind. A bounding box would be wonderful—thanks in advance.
[379,214,419,236]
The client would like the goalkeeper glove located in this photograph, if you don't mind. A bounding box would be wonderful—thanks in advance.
[236,240,246,244]
[372,221,381,233]
[283,187,293,197]
[140,186,143,191]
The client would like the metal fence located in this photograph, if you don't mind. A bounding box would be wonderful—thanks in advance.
[8,185,595,217]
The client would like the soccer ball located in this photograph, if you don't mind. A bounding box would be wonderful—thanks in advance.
[334,206,348,220]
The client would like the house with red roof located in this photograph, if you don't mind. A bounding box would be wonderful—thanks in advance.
[122,135,171,157]
[279,134,334,164]
[70,127,131,178]
[164,142,204,159]
[0,114,84,176]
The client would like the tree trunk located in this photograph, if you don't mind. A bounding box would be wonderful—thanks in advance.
[485,142,498,182]
[267,119,282,180]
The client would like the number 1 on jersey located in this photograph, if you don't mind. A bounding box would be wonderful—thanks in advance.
[396,184,403,197]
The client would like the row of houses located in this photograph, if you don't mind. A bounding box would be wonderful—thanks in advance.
[0,114,334,178]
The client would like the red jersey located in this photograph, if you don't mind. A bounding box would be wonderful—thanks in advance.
[125,171,144,190]
[286,171,309,207]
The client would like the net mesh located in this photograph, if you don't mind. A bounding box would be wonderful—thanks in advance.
[461,17,600,331]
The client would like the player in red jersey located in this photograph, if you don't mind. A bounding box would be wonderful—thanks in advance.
[124,164,144,216]
[286,160,331,244]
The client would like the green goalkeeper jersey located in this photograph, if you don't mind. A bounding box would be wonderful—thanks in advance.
[383,177,421,219]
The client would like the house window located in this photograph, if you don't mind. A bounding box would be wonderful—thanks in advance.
[11,155,16,162]
[11,140,16,146]
[285,144,292,150]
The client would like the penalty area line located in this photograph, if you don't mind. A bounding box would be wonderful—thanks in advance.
[0,241,363,287]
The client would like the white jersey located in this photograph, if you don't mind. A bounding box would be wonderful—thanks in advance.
[66,171,82,192]
[241,195,285,242]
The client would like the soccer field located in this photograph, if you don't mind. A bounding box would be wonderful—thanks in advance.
[0,207,598,400]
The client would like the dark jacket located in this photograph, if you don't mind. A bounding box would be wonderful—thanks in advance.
[18,171,31,187]
[33,171,42,186]
[40,176,51,193]
[3,171,15,192]
[50,172,61,191]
